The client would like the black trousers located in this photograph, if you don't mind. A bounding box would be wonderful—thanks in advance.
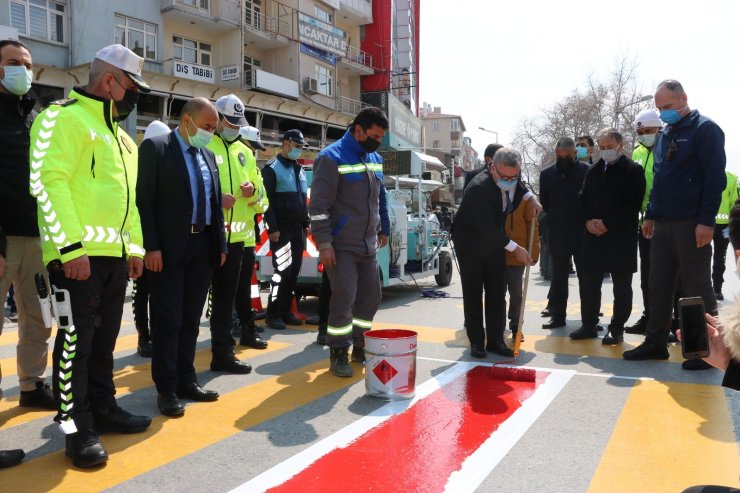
[150,232,213,394]
[49,257,128,431]
[457,247,506,347]
[267,223,305,317]
[548,250,584,319]
[132,269,151,330]
[236,246,256,322]
[210,242,247,361]
[712,224,730,292]
[646,219,717,345]
[317,269,331,325]
[637,228,651,318]
[580,268,633,329]
[504,265,525,330]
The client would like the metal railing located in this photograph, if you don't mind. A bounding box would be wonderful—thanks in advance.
[343,44,373,69]
[337,96,368,115]
[340,0,373,19]
[244,2,296,39]
[162,0,241,26]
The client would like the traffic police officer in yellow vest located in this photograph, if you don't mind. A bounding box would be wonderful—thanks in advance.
[712,170,739,300]
[625,109,662,335]
[29,44,151,468]
[207,95,269,369]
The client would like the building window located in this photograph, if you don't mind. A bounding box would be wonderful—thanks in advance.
[114,15,157,61]
[432,140,440,149]
[243,55,262,87]
[10,0,66,44]
[315,64,334,97]
[173,36,211,66]
[432,122,439,132]
[315,6,333,23]
[451,119,459,131]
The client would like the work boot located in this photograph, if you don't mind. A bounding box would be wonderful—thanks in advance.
[65,429,108,468]
[316,324,328,345]
[265,315,286,330]
[19,381,55,410]
[351,347,365,364]
[330,347,353,377]
[239,320,268,349]
[92,405,152,434]
[136,326,153,358]
[305,315,321,325]
[625,315,647,334]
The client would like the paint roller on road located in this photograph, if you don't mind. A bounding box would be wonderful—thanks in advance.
[490,216,538,383]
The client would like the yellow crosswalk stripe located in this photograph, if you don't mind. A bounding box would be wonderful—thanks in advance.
[0,341,292,430]
[0,358,363,492]
[588,380,740,491]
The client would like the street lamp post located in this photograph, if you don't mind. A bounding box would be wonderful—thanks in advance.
[478,126,499,143]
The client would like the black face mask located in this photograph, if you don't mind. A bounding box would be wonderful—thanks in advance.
[360,136,381,153]
[112,88,139,122]
[556,156,575,170]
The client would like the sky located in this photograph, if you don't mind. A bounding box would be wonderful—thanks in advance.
[419,0,740,173]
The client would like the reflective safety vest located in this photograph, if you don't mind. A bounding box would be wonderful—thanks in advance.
[29,88,144,264]
[631,143,654,214]
[716,171,739,225]
[207,135,268,246]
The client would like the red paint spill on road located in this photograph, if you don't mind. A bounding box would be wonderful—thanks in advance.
[267,366,546,493]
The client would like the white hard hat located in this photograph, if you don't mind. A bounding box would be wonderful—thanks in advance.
[215,93,248,126]
[143,120,170,141]
[95,44,150,92]
[633,109,662,129]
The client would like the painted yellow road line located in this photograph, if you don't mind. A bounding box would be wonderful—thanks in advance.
[0,358,364,492]
[0,341,292,430]
[588,380,740,492]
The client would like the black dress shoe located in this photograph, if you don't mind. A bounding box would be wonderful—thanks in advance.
[569,326,599,340]
[158,392,185,416]
[715,291,724,301]
[176,383,219,402]
[210,358,252,375]
[470,343,486,359]
[137,339,153,358]
[281,313,304,325]
[265,316,287,330]
[65,429,108,468]
[19,381,55,410]
[540,307,551,317]
[625,315,647,334]
[93,405,151,434]
[486,342,515,357]
[239,330,268,349]
[623,341,670,361]
[542,317,566,329]
[601,331,624,345]
[0,449,24,468]
[305,315,321,325]
[681,359,713,371]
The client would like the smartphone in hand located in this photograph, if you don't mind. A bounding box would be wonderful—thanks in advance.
[677,297,710,359]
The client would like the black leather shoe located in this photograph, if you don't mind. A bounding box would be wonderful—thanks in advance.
[210,358,252,375]
[239,329,268,349]
[542,317,566,329]
[265,316,286,330]
[681,359,713,371]
[623,341,670,361]
[715,291,724,301]
[281,313,304,325]
[0,449,24,468]
[93,405,151,434]
[486,342,514,357]
[625,315,647,334]
[540,307,551,317]
[570,326,599,340]
[601,331,624,345]
[667,332,678,343]
[19,381,55,410]
[176,383,219,402]
[65,429,108,468]
[470,343,486,359]
[137,339,153,358]
[158,392,185,416]
[305,315,321,325]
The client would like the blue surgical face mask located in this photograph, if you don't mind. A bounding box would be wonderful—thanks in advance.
[638,134,656,147]
[287,147,302,160]
[219,124,240,142]
[659,106,686,125]
[186,118,214,148]
[496,178,518,192]
[1,65,33,96]
[576,145,589,159]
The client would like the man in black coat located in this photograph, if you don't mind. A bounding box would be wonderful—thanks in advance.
[137,97,229,417]
[539,138,589,329]
[452,147,532,358]
[572,128,646,344]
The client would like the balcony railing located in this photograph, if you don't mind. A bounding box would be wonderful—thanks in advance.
[343,44,373,69]
[340,0,373,20]
[244,2,296,39]
[244,68,299,99]
[162,0,241,26]
[337,96,368,116]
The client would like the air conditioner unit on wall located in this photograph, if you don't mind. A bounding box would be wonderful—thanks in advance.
[303,77,318,95]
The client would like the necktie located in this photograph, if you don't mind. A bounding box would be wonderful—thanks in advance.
[505,191,513,214]
[187,147,207,230]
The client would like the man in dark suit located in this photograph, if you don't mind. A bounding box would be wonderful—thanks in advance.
[539,138,590,329]
[137,97,229,417]
[573,128,646,344]
[452,147,532,358]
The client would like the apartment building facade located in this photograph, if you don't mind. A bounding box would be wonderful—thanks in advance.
[0,0,376,156]
[420,103,466,204]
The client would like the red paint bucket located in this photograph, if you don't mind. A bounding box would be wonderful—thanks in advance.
[364,329,418,400]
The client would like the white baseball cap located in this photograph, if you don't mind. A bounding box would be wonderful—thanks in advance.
[215,93,249,126]
[239,125,266,150]
[95,44,150,92]
[143,120,170,141]
[634,109,662,129]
